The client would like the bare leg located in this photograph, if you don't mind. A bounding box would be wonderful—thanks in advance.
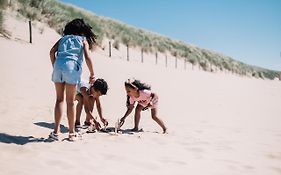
[65,83,77,134]
[132,104,144,131]
[151,108,167,133]
[75,94,83,126]
[85,96,95,122]
[54,83,65,134]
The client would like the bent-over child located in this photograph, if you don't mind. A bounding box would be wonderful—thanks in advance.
[75,79,108,132]
[120,79,167,133]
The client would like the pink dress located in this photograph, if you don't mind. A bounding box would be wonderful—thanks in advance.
[129,90,158,109]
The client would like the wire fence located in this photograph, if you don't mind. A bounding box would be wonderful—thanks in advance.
[105,41,191,70]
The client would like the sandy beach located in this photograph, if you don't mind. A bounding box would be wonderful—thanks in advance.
[0,11,281,175]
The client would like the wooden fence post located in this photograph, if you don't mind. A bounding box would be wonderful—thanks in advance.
[141,48,144,63]
[126,44,129,61]
[109,41,111,57]
[29,20,32,43]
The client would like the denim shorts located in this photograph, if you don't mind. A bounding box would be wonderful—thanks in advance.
[52,59,82,85]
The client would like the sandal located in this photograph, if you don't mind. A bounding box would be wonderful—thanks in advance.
[75,121,81,128]
[84,121,91,126]
[86,124,96,133]
[49,131,59,141]
[82,121,91,129]
[68,133,77,142]
[75,122,82,132]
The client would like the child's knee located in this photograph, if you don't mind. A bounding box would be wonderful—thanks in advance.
[56,99,64,104]
[66,101,75,107]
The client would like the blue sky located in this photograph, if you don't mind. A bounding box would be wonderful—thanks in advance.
[60,0,281,70]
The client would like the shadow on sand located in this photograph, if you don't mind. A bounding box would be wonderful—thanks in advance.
[99,127,143,135]
[33,121,68,133]
[0,122,70,145]
[0,133,51,145]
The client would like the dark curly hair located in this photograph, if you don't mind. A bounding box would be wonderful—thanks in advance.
[92,78,108,95]
[125,79,151,107]
[124,79,151,90]
[63,18,97,49]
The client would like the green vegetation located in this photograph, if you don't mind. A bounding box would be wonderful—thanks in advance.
[0,9,2,32]
[7,0,281,79]
[0,0,8,33]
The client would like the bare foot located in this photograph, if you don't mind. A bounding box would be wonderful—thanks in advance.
[163,128,168,134]
[131,127,139,132]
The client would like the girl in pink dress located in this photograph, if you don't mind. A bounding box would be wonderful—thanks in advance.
[120,79,167,133]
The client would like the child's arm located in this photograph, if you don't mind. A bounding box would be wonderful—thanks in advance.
[49,39,60,67]
[95,97,108,126]
[83,40,95,83]
[80,87,100,127]
[120,104,135,123]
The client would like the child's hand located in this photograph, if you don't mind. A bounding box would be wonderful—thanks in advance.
[93,120,101,130]
[89,76,95,84]
[119,117,125,128]
[101,118,108,127]
[151,93,158,104]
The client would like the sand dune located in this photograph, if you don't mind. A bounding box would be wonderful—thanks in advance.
[0,11,281,175]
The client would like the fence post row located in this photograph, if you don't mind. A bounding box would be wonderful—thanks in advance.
[105,43,202,72]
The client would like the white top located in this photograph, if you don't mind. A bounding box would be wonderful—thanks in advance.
[77,80,91,93]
